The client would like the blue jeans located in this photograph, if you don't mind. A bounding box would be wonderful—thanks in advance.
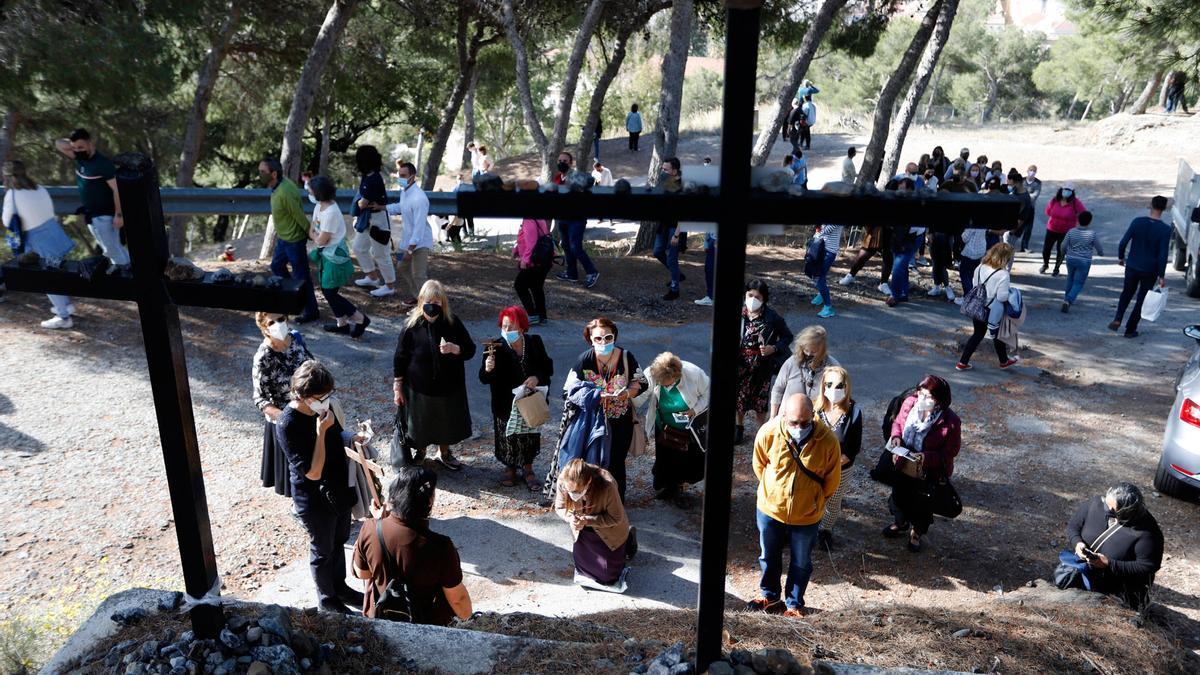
[890,239,920,299]
[703,235,716,298]
[87,215,130,266]
[560,220,597,278]
[1064,258,1091,304]
[270,237,320,318]
[959,256,980,296]
[653,225,682,290]
[814,250,836,306]
[756,509,818,609]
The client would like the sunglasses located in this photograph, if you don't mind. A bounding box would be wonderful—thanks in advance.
[591,334,616,345]
[313,391,335,403]
[265,316,287,326]
[824,382,847,389]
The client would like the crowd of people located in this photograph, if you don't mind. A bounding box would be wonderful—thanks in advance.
[0,124,1173,626]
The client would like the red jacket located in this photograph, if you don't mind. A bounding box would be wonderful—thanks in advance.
[890,395,962,477]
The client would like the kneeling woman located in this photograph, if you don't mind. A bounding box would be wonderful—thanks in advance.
[554,458,634,590]
[636,352,710,508]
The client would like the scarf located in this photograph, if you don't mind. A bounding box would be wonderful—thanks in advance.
[901,403,941,453]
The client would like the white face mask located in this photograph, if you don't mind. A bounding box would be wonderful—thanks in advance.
[308,398,330,416]
[826,387,846,404]
[567,490,585,501]
[745,296,763,312]
[916,396,935,412]
[267,320,290,341]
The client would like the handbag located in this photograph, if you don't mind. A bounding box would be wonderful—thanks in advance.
[368,211,392,245]
[927,475,962,518]
[802,236,826,278]
[389,402,419,468]
[1140,287,1167,322]
[657,425,692,454]
[515,389,550,428]
[369,519,417,623]
[960,268,1000,322]
[1054,522,1123,591]
[623,350,648,457]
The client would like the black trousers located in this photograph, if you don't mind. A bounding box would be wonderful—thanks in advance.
[930,232,953,286]
[321,286,357,319]
[799,125,811,149]
[294,490,352,607]
[514,264,551,318]
[959,318,1009,365]
[628,131,640,151]
[1043,230,1067,271]
[890,475,934,535]
[607,413,633,501]
[1113,270,1158,334]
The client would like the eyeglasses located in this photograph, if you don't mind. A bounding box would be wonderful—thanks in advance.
[591,334,616,345]
[824,382,846,389]
[313,391,335,403]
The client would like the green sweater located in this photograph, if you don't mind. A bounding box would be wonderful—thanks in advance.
[271,178,309,243]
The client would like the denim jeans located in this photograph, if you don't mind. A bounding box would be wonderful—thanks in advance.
[560,220,597,278]
[814,250,836,306]
[890,239,920,299]
[703,236,716,298]
[88,215,131,266]
[1064,258,1092,304]
[270,237,320,318]
[48,294,72,318]
[653,225,682,290]
[756,509,818,609]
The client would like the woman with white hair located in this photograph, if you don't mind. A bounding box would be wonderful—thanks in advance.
[635,352,710,508]
[1061,482,1164,609]
[393,280,477,470]
[770,325,839,417]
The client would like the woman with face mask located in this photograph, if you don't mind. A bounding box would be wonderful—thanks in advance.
[883,375,960,552]
[393,280,477,471]
[634,352,710,508]
[274,360,365,613]
[814,367,862,549]
[1043,182,1087,276]
[554,458,633,590]
[770,325,839,417]
[735,279,794,445]
[252,312,315,498]
[480,306,554,491]
[1061,482,1163,609]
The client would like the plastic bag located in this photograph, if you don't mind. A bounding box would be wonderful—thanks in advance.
[1140,286,1167,322]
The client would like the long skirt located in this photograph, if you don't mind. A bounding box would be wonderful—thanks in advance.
[407,386,472,448]
[260,420,293,498]
[574,527,627,586]
[493,415,540,468]
[652,413,707,491]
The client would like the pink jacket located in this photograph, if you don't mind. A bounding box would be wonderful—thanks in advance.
[513,218,549,268]
[1045,197,1086,234]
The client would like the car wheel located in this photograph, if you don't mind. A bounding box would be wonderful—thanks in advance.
[1172,231,1187,271]
[1154,457,1197,500]
[1187,255,1200,298]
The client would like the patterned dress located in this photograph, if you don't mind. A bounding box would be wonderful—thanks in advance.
[253,334,314,496]
[736,313,774,415]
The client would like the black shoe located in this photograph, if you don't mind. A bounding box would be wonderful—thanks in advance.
[882,523,907,539]
[295,312,319,325]
[1061,301,1069,313]
[323,322,350,334]
[336,586,364,608]
[734,424,745,445]
[1123,331,1139,338]
[349,314,371,339]
[625,526,638,562]
[663,288,680,301]
[1052,268,1061,277]
[907,534,923,553]
[679,272,687,283]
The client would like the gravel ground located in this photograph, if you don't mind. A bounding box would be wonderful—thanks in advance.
[3,120,1200,667]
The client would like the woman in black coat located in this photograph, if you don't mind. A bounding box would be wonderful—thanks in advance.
[1065,482,1164,609]
[393,280,477,471]
[480,306,553,491]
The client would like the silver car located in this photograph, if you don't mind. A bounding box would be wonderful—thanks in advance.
[1156,324,1200,498]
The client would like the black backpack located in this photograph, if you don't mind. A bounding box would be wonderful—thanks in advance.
[370,519,417,623]
[529,220,555,267]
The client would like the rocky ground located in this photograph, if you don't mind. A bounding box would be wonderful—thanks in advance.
[3,117,1200,671]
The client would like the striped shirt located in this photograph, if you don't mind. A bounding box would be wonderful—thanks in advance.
[815,225,844,254]
[1063,226,1104,261]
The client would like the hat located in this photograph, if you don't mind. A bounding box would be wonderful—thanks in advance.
[1063,181,1076,191]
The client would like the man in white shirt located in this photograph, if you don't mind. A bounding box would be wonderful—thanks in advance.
[591,161,614,187]
[799,95,816,150]
[841,147,857,184]
[385,161,433,307]
[467,142,482,177]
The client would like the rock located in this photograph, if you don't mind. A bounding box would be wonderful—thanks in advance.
[139,641,160,661]
[952,628,972,638]
[763,648,798,673]
[614,178,632,195]
[300,658,313,670]
[246,627,263,644]
[659,642,686,667]
[729,650,753,667]
[733,667,757,675]
[346,645,365,655]
[126,664,146,675]
[760,169,793,193]
[226,615,250,632]
[181,631,195,644]
[165,257,206,282]
[245,662,271,675]
[111,607,149,626]
[170,656,187,668]
[669,664,694,675]
[623,638,639,650]
[250,645,300,675]
[210,268,235,284]
[708,661,735,675]
[258,605,293,644]
[344,630,364,644]
[219,628,244,650]
[647,663,671,675]
[158,592,183,612]
[291,633,318,659]
[631,665,649,675]
[592,658,617,670]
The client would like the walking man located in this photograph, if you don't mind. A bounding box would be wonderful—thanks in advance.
[1109,196,1171,338]
[552,152,600,288]
[385,162,433,307]
[260,157,319,323]
[781,98,804,155]
[747,393,841,618]
[799,95,816,150]
[54,128,130,274]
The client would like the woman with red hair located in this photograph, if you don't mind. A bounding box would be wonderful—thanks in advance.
[480,306,554,490]
[882,375,961,552]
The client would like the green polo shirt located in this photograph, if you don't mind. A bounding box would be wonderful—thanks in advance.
[271,178,310,243]
[74,152,117,216]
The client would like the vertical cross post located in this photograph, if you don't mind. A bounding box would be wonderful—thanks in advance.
[696,3,762,670]
[118,157,225,637]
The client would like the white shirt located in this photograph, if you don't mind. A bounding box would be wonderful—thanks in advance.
[2,186,56,232]
[479,154,494,173]
[386,182,434,250]
[314,202,346,248]
[972,263,1011,305]
[469,148,482,173]
[591,167,614,186]
[841,157,857,183]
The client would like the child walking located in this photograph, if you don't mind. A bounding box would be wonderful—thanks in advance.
[1061,211,1103,313]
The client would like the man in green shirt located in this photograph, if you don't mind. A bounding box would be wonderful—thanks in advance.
[260,158,319,322]
[54,128,130,273]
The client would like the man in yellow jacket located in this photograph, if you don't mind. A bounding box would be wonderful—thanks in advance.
[748,393,841,617]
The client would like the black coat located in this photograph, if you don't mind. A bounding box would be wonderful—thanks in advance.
[478,334,554,419]
[1066,496,1164,606]
[393,315,477,396]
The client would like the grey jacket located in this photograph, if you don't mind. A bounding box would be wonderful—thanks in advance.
[770,354,840,412]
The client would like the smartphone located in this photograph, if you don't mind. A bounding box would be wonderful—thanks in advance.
[1081,547,1098,560]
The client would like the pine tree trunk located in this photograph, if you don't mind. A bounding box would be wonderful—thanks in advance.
[750,0,848,166]
[1130,71,1163,115]
[547,0,608,181]
[318,100,332,174]
[856,0,943,189]
[881,0,959,183]
[171,0,241,257]
[501,0,551,178]
[1065,93,1078,119]
[460,71,477,173]
[0,110,19,171]
[578,13,652,169]
[1158,75,1170,109]
[647,0,693,185]
[422,8,489,189]
[263,0,359,259]
[921,60,947,124]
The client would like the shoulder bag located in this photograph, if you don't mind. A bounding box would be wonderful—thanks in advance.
[370,519,417,623]
[785,437,825,489]
[1054,521,1123,591]
[624,350,648,458]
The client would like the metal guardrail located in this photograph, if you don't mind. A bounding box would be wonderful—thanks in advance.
[0,186,459,217]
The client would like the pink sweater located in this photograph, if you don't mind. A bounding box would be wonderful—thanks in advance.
[513,218,549,267]
[1045,197,1086,234]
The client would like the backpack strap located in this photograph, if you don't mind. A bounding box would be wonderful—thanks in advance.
[375,518,396,581]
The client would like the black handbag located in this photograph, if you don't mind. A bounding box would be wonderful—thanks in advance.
[369,224,392,246]
[390,403,418,468]
[927,476,963,519]
[869,448,899,486]
[370,519,417,623]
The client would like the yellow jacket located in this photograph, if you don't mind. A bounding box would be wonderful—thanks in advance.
[753,415,842,526]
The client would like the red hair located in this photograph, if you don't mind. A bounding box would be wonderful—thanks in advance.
[918,374,952,409]
[498,306,529,332]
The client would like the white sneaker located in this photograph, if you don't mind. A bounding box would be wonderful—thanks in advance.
[927,285,944,297]
[878,282,892,296]
[953,297,964,306]
[694,296,713,306]
[838,273,855,286]
[369,286,396,298]
[354,277,382,288]
[945,286,956,302]
[41,315,73,330]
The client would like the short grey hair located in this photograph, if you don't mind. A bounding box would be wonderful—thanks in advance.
[1105,482,1147,523]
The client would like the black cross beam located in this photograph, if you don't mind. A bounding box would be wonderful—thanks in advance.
[455,3,1019,670]
[3,154,308,638]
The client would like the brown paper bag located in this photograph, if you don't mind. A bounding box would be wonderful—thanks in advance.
[515,391,550,427]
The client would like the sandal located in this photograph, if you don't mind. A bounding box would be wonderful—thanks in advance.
[436,454,464,472]
[499,468,518,487]
[881,523,907,539]
[908,530,923,553]
[524,473,541,492]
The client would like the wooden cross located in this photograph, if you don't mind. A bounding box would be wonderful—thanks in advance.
[2,154,309,638]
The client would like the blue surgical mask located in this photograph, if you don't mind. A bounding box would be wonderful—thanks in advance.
[1062,189,1074,198]
[595,342,615,357]
[501,329,521,344]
